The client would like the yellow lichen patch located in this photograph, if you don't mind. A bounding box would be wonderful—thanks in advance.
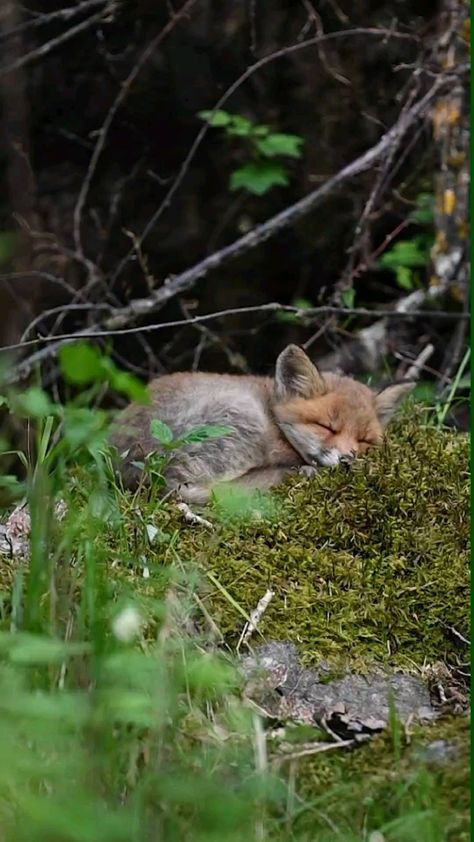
[458,220,469,240]
[432,102,462,139]
[448,152,467,168]
[432,230,448,254]
[463,16,470,44]
[449,284,466,303]
[443,189,457,215]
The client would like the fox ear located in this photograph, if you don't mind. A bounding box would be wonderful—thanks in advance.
[275,345,326,401]
[374,381,415,425]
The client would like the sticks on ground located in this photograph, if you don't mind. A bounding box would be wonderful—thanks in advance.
[238,588,275,650]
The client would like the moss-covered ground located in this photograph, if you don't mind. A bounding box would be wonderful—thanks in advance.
[0,408,469,840]
[95,409,470,839]
[135,412,470,672]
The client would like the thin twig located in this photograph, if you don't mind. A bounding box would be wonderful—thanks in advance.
[3,297,467,381]
[0,0,107,42]
[111,25,421,283]
[404,343,435,380]
[0,7,110,75]
[275,738,359,761]
[238,588,275,650]
[176,501,213,530]
[73,0,197,254]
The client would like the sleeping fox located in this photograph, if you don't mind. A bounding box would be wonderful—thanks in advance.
[110,345,414,503]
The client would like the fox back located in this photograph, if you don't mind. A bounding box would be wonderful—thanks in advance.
[110,345,414,501]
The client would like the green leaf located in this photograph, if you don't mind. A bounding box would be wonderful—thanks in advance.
[62,407,108,451]
[150,419,174,445]
[411,382,436,403]
[293,297,312,310]
[212,484,279,524]
[0,632,90,665]
[181,424,234,444]
[110,371,150,404]
[0,474,25,495]
[15,387,55,418]
[395,266,414,290]
[276,297,312,323]
[255,132,304,158]
[379,240,428,269]
[198,109,232,127]
[59,342,103,385]
[226,114,253,136]
[230,161,289,195]
[253,124,270,137]
[341,288,356,308]
[409,192,434,225]
[183,654,238,698]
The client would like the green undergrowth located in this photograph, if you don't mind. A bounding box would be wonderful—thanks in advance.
[281,715,470,841]
[0,389,470,841]
[126,411,470,672]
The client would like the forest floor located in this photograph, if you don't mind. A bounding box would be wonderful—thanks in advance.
[0,407,470,841]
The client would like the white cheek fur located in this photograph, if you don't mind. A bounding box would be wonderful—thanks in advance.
[317,449,341,467]
[278,422,337,466]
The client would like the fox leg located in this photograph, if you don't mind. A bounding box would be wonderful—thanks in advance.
[227,465,298,493]
[174,467,291,506]
[175,463,314,508]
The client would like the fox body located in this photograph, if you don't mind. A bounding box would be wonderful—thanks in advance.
[111,345,413,503]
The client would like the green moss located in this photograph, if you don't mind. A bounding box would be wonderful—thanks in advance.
[150,412,469,669]
[282,714,470,840]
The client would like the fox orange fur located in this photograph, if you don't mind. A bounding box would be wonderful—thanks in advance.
[110,345,414,503]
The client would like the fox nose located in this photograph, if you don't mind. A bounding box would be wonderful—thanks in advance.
[340,450,356,469]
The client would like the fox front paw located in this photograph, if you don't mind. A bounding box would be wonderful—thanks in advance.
[298,465,318,479]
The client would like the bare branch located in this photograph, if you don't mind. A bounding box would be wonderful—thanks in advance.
[102,77,448,324]
[111,25,421,283]
[0,0,108,42]
[3,76,463,383]
[0,6,111,76]
[73,0,198,254]
[4,295,467,384]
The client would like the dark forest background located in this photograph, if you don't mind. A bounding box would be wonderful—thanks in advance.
[0,0,470,418]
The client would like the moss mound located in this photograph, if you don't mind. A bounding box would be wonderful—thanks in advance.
[289,715,470,840]
[155,412,469,669]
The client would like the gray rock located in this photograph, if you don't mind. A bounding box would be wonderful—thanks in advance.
[418,739,460,765]
[242,640,438,730]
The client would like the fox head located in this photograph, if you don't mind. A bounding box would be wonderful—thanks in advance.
[273,345,414,468]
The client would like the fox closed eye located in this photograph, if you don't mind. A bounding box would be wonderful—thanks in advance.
[315,422,336,433]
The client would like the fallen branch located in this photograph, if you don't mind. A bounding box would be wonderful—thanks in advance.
[176,501,213,530]
[4,294,467,383]
[112,25,421,282]
[275,737,363,762]
[5,77,463,383]
[107,76,445,314]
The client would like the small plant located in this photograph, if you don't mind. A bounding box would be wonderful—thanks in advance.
[0,344,469,841]
[198,109,304,195]
[134,418,234,489]
[378,192,435,291]
[276,296,313,323]
[0,344,278,841]
[432,346,470,429]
